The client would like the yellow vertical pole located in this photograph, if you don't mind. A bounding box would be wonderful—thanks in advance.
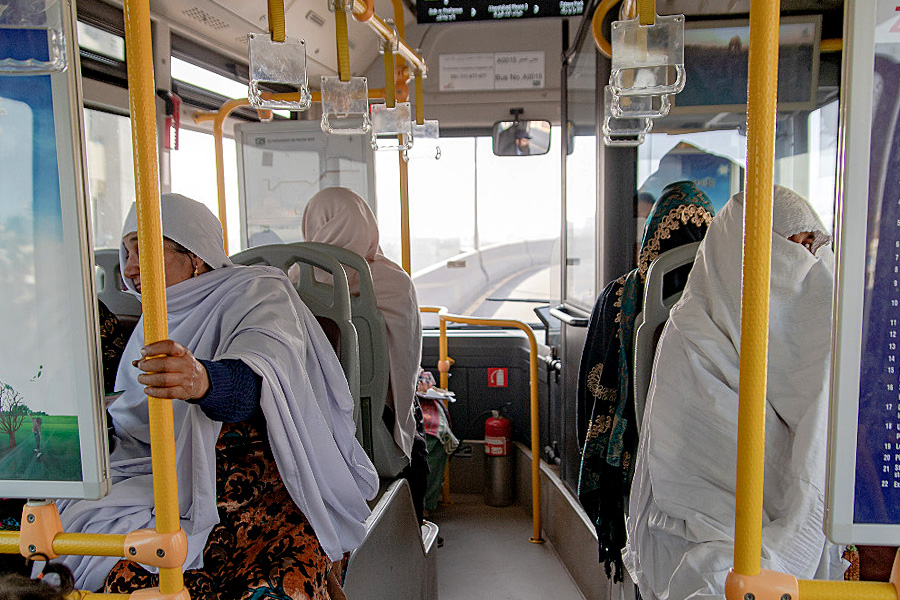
[388,0,412,274]
[121,0,184,594]
[414,72,425,125]
[212,123,229,251]
[526,332,542,543]
[732,0,779,579]
[399,162,411,274]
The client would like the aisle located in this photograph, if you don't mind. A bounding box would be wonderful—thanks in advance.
[431,493,585,600]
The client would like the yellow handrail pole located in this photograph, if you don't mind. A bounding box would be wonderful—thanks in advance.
[192,97,248,251]
[0,532,127,556]
[438,313,543,543]
[350,0,426,75]
[731,0,779,583]
[267,0,286,42]
[797,580,898,599]
[414,71,425,125]
[418,306,453,503]
[591,0,620,59]
[399,160,412,274]
[79,595,131,600]
[383,0,414,275]
[122,0,184,593]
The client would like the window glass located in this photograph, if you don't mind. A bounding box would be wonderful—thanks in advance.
[565,48,598,308]
[637,99,839,234]
[375,133,561,324]
[169,128,241,255]
[83,108,135,249]
[171,57,247,99]
[77,22,125,62]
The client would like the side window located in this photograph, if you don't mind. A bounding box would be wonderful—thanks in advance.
[169,128,241,255]
[83,108,135,249]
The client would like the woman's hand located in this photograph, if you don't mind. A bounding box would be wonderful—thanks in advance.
[133,340,210,401]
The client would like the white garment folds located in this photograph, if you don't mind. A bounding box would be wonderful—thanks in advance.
[623,189,844,600]
[59,195,378,591]
[302,187,422,461]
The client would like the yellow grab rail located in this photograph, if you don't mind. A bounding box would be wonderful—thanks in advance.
[352,0,426,76]
[419,306,544,543]
[0,531,128,556]
[797,580,898,600]
[730,0,779,584]
[591,0,619,58]
[123,0,185,594]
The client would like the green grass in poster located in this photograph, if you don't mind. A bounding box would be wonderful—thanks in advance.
[0,416,82,481]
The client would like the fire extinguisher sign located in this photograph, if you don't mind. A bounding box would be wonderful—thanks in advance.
[488,368,508,388]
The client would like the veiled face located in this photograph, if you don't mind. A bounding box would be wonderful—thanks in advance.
[788,231,816,254]
[122,232,197,292]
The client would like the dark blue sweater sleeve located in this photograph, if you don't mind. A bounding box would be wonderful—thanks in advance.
[195,359,262,423]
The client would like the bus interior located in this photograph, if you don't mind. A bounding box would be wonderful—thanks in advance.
[0,0,882,599]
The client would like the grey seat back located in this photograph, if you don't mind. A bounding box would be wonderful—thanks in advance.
[343,479,439,600]
[230,244,361,410]
[296,242,407,477]
[632,242,700,434]
[94,248,142,328]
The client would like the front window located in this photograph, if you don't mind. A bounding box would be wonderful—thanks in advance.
[376,131,562,325]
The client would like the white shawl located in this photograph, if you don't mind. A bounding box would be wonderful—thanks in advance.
[623,187,844,600]
[302,187,423,460]
[59,195,378,591]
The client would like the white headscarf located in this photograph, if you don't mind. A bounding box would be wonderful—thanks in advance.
[623,187,844,600]
[59,194,378,591]
[302,187,422,461]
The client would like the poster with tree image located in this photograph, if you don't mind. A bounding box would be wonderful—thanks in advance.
[0,2,110,499]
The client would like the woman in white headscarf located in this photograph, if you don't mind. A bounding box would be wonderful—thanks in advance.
[57,194,377,597]
[623,186,845,600]
[301,188,424,480]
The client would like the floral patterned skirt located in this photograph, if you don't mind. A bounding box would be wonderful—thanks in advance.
[104,420,333,600]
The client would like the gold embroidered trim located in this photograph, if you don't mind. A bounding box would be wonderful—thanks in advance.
[586,363,603,397]
[586,413,614,441]
[638,205,713,279]
[613,283,626,323]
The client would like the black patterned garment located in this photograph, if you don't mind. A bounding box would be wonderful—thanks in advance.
[575,181,715,581]
[97,301,129,395]
[104,419,336,599]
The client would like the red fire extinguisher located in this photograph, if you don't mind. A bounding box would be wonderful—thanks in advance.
[484,410,511,456]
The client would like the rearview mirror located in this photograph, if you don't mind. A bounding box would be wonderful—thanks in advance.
[492,119,551,156]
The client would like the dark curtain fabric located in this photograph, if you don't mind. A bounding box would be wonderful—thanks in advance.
[576,181,715,580]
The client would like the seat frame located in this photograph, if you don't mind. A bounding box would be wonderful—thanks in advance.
[632,242,701,433]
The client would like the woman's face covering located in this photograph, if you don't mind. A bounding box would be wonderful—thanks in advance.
[788,231,817,254]
[122,232,196,292]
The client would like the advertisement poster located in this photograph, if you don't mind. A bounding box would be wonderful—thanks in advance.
[852,5,900,526]
[0,21,108,499]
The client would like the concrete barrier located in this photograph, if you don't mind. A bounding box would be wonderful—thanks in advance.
[413,238,556,313]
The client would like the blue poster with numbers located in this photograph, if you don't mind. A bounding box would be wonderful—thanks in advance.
[853,44,900,524]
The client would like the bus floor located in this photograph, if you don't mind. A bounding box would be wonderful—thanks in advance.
[430,493,585,599]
